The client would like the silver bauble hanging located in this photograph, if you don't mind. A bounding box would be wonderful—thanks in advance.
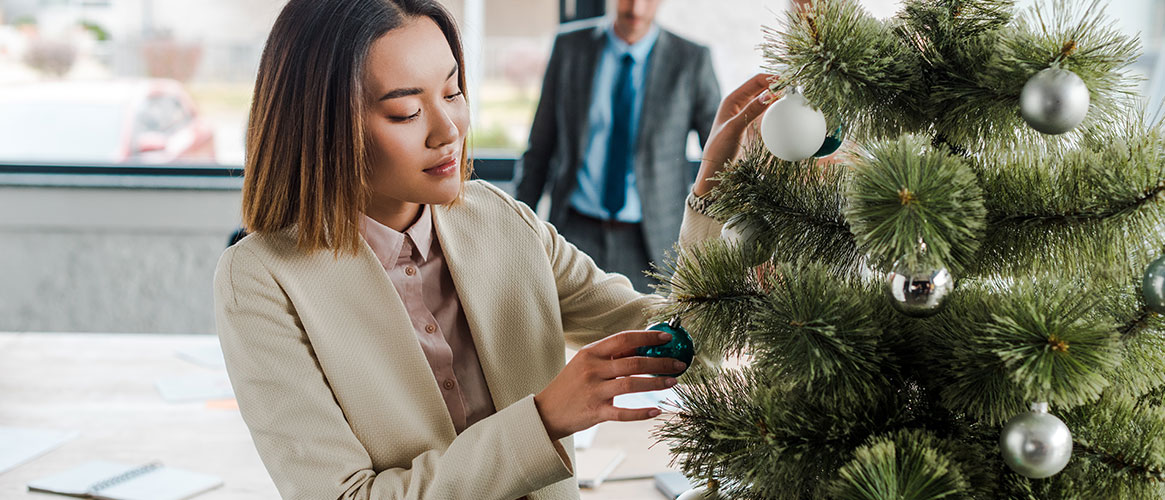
[721,214,772,266]
[1000,402,1073,478]
[1020,67,1090,135]
[884,261,953,317]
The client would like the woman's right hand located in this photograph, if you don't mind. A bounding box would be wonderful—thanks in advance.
[533,330,686,441]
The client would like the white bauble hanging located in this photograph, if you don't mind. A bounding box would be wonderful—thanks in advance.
[760,89,827,162]
[1019,67,1090,135]
[677,486,715,500]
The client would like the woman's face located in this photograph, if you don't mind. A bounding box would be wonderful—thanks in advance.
[363,16,468,215]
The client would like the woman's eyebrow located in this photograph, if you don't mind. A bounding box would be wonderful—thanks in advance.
[379,65,458,101]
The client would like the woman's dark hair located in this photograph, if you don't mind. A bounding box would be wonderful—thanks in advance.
[242,0,471,254]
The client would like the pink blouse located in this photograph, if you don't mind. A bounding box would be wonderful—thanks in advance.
[360,205,497,434]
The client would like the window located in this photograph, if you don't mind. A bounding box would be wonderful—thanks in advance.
[449,0,560,155]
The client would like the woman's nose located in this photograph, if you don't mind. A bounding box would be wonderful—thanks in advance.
[427,109,460,149]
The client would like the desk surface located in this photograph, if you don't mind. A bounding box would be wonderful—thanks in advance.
[0,332,681,499]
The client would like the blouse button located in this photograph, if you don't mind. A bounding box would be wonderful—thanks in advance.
[425,324,437,334]
[443,379,455,390]
[405,266,417,276]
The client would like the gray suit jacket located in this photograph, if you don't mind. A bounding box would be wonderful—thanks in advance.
[515,19,721,267]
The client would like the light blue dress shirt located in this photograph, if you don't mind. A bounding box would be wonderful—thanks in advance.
[569,23,660,223]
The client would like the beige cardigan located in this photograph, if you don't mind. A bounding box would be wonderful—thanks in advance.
[214,180,720,500]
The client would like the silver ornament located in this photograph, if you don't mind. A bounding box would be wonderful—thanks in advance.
[720,215,772,266]
[1020,67,1090,135]
[884,261,953,317]
[1000,402,1073,478]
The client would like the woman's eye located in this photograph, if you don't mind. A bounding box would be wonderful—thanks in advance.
[389,110,420,122]
[445,91,463,101]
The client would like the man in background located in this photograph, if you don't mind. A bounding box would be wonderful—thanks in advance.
[516,0,721,293]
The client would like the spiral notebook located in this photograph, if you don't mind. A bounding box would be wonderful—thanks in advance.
[27,460,223,500]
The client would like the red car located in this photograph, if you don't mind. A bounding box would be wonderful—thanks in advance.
[0,78,216,164]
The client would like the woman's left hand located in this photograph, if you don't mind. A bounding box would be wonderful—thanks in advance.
[692,73,776,197]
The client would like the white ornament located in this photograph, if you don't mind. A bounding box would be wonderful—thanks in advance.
[720,214,760,247]
[760,89,827,162]
[677,486,714,500]
[1020,67,1090,135]
[720,215,772,266]
[1000,402,1073,478]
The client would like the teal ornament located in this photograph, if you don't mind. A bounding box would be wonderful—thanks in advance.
[637,318,695,377]
[1143,254,1165,314]
[813,123,845,157]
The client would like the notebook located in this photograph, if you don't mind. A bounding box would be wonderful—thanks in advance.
[27,460,223,500]
[574,447,626,489]
[654,470,695,499]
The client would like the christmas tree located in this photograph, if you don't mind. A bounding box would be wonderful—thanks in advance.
[650,0,1165,497]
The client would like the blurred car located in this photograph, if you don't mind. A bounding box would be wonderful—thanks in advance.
[0,78,216,164]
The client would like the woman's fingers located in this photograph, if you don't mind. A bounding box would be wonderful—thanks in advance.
[602,356,686,379]
[584,330,672,359]
[599,375,678,400]
[730,90,776,129]
[716,73,775,122]
[604,406,663,422]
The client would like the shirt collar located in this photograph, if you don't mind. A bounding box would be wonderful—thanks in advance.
[605,22,659,63]
[359,204,435,269]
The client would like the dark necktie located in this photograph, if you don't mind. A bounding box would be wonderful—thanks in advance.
[602,53,635,218]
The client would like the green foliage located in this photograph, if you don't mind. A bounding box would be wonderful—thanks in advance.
[1004,0,1141,133]
[651,238,767,357]
[1105,295,1165,398]
[659,0,1165,497]
[657,368,926,500]
[828,430,970,500]
[79,20,110,41]
[970,114,1165,280]
[750,262,894,406]
[1057,393,1165,497]
[844,135,986,272]
[985,284,1120,406]
[923,280,1121,422]
[707,140,862,277]
[763,0,924,143]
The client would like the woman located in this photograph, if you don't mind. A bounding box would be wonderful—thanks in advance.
[213,0,773,498]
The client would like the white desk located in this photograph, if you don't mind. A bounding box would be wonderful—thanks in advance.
[0,332,678,499]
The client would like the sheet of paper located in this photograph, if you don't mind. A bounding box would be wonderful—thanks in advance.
[573,425,598,450]
[175,343,226,369]
[0,427,78,475]
[154,373,234,403]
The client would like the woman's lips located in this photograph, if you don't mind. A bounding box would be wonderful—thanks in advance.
[424,158,457,177]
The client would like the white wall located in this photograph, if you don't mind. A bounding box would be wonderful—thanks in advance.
[0,186,241,334]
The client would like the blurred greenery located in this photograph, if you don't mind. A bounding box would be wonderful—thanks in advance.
[79,20,110,41]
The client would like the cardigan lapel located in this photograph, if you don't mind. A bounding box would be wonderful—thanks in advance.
[432,203,527,412]
[300,233,460,440]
